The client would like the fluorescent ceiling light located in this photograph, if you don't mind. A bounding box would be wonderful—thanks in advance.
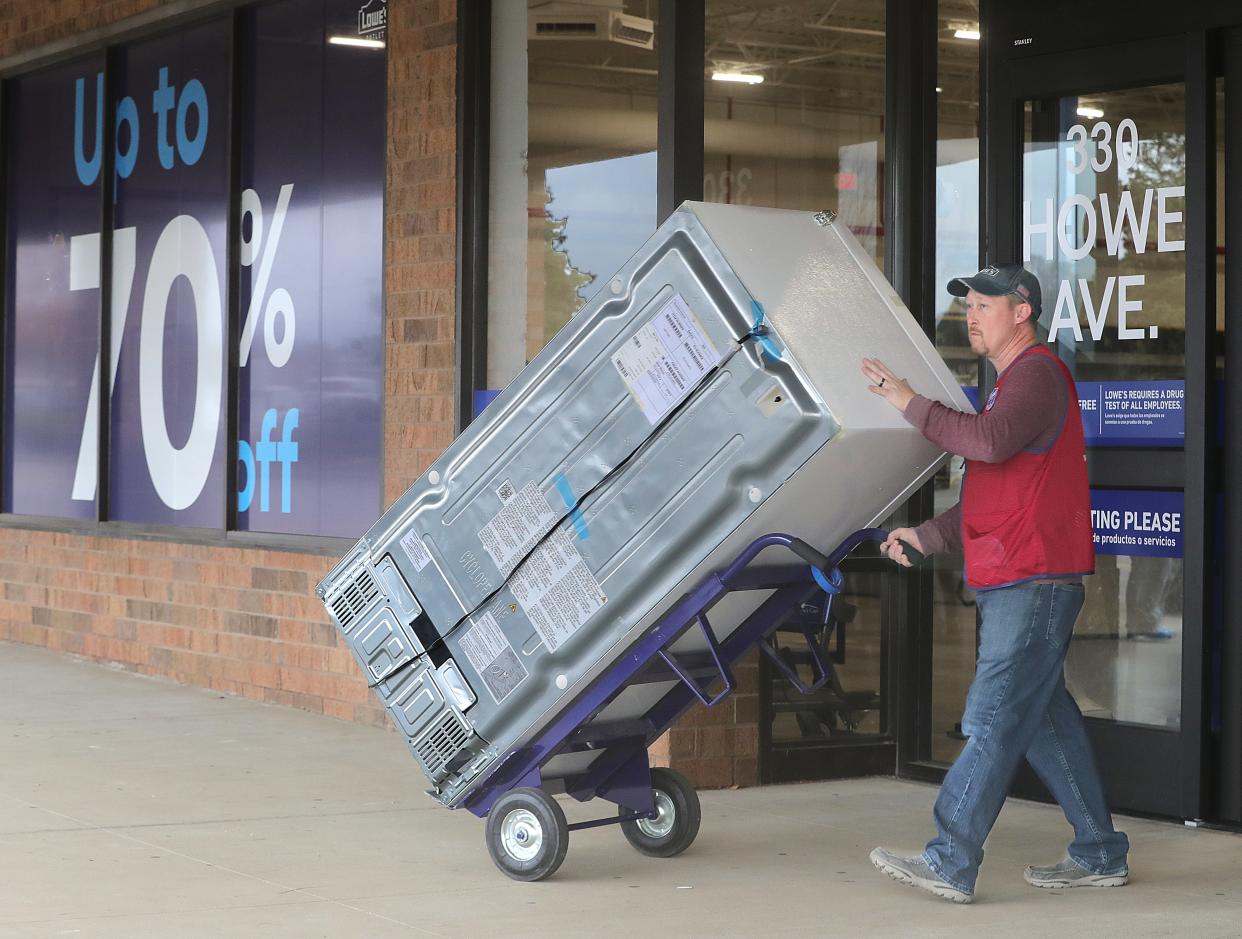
[954,28,981,40]
[712,71,764,85]
[329,36,386,49]
[1077,106,1104,119]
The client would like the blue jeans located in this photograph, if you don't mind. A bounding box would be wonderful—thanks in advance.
[923,582,1130,894]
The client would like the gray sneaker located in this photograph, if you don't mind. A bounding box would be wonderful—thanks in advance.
[870,847,973,904]
[1023,856,1129,888]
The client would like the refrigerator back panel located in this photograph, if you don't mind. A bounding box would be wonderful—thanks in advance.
[318,204,972,804]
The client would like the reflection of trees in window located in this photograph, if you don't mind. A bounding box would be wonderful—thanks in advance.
[1119,132,1186,253]
[540,184,593,342]
[1120,132,1184,191]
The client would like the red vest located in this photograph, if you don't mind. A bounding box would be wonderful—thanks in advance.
[961,344,1095,590]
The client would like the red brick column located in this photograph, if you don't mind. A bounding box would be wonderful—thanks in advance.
[384,0,459,499]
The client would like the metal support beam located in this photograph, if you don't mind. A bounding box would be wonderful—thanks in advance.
[455,0,491,431]
[657,0,704,223]
[885,0,938,772]
[1221,27,1242,823]
[96,49,117,523]
[1182,29,1215,821]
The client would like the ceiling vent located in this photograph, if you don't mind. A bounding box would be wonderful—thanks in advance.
[529,1,655,50]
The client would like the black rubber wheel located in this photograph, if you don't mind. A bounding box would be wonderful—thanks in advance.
[619,767,701,858]
[485,787,569,882]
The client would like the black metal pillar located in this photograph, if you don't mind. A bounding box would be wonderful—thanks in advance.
[884,0,938,772]
[455,0,491,432]
[1221,27,1242,823]
[1183,29,1216,820]
[656,0,703,224]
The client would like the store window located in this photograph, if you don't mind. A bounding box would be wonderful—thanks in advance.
[1,1,385,538]
[486,1,659,395]
[236,0,385,537]
[3,54,105,520]
[108,20,232,528]
[929,0,981,763]
[696,1,890,754]
[701,0,886,269]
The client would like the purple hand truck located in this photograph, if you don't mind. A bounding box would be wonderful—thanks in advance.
[459,527,893,881]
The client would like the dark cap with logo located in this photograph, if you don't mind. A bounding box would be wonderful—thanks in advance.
[947,264,1042,316]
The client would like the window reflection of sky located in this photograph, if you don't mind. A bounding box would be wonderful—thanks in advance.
[935,143,981,323]
[545,151,657,301]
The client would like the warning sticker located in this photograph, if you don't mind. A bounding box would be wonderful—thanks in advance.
[399,529,433,572]
[510,528,607,653]
[460,611,527,704]
[478,480,557,577]
[612,293,723,425]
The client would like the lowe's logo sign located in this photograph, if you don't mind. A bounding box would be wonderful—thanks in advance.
[359,0,387,36]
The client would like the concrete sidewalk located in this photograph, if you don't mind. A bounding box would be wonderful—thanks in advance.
[1,641,1239,938]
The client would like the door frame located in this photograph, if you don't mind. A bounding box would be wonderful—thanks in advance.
[1220,26,1242,825]
[983,34,1215,820]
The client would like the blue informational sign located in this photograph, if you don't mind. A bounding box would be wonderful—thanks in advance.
[1090,488,1184,558]
[107,20,231,527]
[473,389,502,419]
[234,0,384,537]
[960,385,981,412]
[3,54,105,519]
[1076,379,1184,448]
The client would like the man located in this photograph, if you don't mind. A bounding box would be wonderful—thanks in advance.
[861,264,1130,904]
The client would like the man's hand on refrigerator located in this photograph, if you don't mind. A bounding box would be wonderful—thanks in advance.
[862,358,916,412]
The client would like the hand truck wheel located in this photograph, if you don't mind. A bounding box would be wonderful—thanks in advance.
[485,787,569,882]
[619,767,701,858]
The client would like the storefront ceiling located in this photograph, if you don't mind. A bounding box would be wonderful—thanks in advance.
[527,0,984,118]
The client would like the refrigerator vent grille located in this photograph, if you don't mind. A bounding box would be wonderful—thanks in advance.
[415,712,470,776]
[330,568,380,629]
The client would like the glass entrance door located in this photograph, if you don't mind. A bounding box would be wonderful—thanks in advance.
[988,39,1212,819]
[1024,85,1187,733]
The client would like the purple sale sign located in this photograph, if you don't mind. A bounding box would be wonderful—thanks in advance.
[3,55,104,519]
[107,20,231,527]
[235,0,384,538]
[1090,489,1183,558]
[3,5,383,536]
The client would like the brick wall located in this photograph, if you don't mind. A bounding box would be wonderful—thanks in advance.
[0,0,167,55]
[649,649,762,788]
[0,531,388,724]
[0,0,458,728]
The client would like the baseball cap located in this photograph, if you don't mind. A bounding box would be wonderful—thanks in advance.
[947,264,1042,315]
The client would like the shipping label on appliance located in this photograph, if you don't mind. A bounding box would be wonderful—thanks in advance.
[612,293,723,425]
[460,611,527,704]
[510,528,607,653]
[477,480,557,577]
[399,529,433,572]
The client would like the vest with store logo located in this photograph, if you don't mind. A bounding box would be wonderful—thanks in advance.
[961,344,1095,590]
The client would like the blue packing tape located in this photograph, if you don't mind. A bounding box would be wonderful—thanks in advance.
[553,473,589,540]
[811,565,843,595]
[750,299,782,361]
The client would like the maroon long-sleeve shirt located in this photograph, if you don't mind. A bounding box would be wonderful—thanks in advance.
[905,347,1068,556]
